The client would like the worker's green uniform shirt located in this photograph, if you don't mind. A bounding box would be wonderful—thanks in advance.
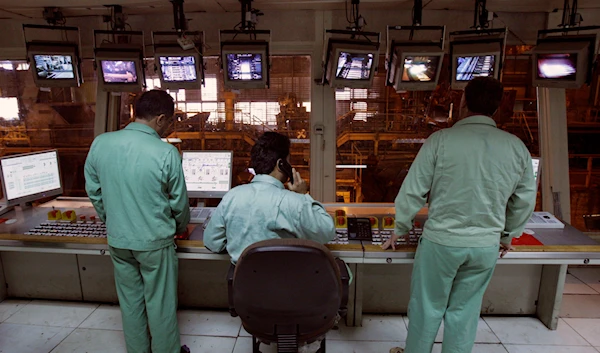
[395,115,537,247]
[84,122,190,251]
[203,174,336,263]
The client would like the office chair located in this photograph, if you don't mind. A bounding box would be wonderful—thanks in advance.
[227,238,350,353]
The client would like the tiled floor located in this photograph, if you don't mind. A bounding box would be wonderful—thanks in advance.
[1,267,600,353]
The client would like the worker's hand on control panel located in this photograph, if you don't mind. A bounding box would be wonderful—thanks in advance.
[499,243,514,258]
[288,168,308,194]
[381,233,402,251]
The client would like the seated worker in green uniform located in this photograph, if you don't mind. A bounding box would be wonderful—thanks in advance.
[384,77,537,353]
[203,131,336,263]
[85,90,190,353]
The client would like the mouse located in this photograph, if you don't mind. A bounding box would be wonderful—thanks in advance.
[5,219,16,225]
[523,229,535,235]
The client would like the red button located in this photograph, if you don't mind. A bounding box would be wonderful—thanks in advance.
[384,217,394,226]
[369,217,376,226]
[336,210,346,217]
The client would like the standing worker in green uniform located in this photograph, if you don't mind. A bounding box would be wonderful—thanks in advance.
[384,77,537,353]
[85,90,191,353]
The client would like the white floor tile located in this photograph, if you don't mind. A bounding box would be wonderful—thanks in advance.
[564,318,600,346]
[569,268,600,293]
[484,317,589,346]
[561,295,600,318]
[326,340,405,353]
[5,301,98,328]
[233,337,277,353]
[504,345,599,353]
[565,274,600,295]
[403,317,500,343]
[326,315,407,342]
[0,323,74,353]
[432,343,507,353]
[78,304,122,330]
[180,335,236,353]
[50,328,126,353]
[0,299,30,322]
[178,310,241,337]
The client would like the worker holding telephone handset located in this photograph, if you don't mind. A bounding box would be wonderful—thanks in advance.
[204,131,335,264]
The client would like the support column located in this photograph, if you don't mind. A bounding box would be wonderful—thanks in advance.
[310,10,336,202]
[224,91,236,131]
[94,91,121,136]
[535,87,571,330]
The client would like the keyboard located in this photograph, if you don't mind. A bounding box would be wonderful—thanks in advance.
[189,207,216,224]
[25,221,107,238]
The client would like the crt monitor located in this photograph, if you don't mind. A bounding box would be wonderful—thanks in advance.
[27,43,81,88]
[155,48,202,90]
[326,39,380,89]
[0,150,62,206]
[96,48,144,93]
[451,41,501,90]
[221,41,269,89]
[388,45,444,92]
[182,151,233,198]
[532,37,593,89]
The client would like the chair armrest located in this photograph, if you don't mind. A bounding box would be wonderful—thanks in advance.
[227,263,238,317]
[335,258,350,318]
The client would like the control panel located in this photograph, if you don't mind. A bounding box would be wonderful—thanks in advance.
[328,209,423,246]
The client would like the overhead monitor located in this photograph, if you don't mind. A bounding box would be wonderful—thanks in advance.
[221,41,269,89]
[0,150,62,206]
[388,43,444,91]
[27,43,81,88]
[532,36,595,89]
[182,151,233,198]
[155,46,202,90]
[325,39,380,89]
[96,48,144,92]
[451,42,501,90]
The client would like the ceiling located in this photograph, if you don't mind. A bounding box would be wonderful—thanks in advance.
[0,0,599,19]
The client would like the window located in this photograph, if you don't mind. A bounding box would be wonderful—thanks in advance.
[0,98,19,120]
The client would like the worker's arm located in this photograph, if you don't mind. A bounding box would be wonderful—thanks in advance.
[502,151,537,245]
[166,148,190,234]
[203,204,228,253]
[84,141,106,222]
[293,194,336,243]
[394,132,439,236]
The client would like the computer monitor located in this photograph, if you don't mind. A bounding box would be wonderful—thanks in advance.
[450,41,502,90]
[182,151,233,198]
[0,150,62,207]
[155,45,203,90]
[532,157,541,189]
[388,47,444,92]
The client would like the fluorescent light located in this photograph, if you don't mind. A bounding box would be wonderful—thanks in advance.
[336,164,367,169]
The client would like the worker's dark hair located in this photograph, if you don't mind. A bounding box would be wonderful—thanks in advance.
[464,77,504,117]
[134,89,175,121]
[251,132,291,175]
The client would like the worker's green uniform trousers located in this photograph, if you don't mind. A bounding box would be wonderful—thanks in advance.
[110,245,181,353]
[405,237,498,353]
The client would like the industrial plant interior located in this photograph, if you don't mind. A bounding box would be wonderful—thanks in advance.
[1,0,600,352]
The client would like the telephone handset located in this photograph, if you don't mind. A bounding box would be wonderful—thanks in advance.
[278,159,294,184]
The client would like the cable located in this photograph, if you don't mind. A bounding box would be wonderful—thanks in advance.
[423,0,434,9]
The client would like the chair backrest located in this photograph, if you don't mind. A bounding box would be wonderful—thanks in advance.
[232,238,343,341]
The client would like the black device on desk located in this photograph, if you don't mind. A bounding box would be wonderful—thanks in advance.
[347,217,372,240]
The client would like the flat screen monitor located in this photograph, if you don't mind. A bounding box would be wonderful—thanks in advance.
[0,150,62,206]
[27,43,81,88]
[401,56,441,82]
[456,55,496,81]
[155,49,203,90]
[335,52,374,80]
[96,48,144,92]
[222,41,269,89]
[182,151,233,198]
[536,54,577,80]
[326,40,380,89]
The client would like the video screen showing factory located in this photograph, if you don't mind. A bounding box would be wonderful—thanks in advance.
[33,55,75,80]
[100,60,138,83]
[159,55,197,82]
[401,56,440,82]
[537,53,578,80]
[226,53,263,81]
[335,52,374,80]
[456,55,496,81]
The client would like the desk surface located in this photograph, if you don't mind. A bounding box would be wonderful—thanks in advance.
[0,199,599,264]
